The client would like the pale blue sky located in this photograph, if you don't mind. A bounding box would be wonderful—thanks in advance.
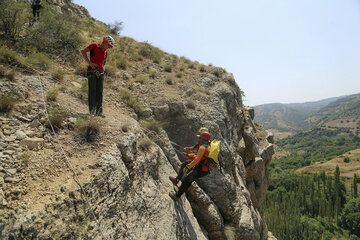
[74,0,360,106]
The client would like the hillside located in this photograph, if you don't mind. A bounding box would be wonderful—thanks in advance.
[0,1,276,239]
[299,148,360,178]
[253,96,350,136]
[307,93,360,135]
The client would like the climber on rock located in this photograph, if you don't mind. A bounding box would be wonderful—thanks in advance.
[169,127,209,185]
[169,131,211,201]
[181,127,209,154]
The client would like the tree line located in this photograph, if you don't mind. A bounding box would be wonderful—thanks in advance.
[264,167,360,240]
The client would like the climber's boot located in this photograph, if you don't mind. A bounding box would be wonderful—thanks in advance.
[169,191,179,201]
[169,176,178,186]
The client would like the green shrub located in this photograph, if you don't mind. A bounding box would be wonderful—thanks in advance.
[108,20,123,35]
[143,117,163,132]
[24,8,84,58]
[0,90,20,112]
[47,107,66,130]
[0,46,24,67]
[0,1,30,40]
[200,65,206,72]
[75,116,102,142]
[26,53,51,70]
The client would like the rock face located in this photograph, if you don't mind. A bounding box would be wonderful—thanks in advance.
[0,75,275,239]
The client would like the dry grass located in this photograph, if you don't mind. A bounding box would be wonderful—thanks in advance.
[47,107,66,130]
[105,65,116,77]
[0,66,16,81]
[119,87,144,114]
[135,75,147,84]
[75,116,102,142]
[25,53,52,70]
[143,117,163,132]
[138,139,153,151]
[149,70,156,79]
[165,77,173,85]
[185,99,196,109]
[52,68,65,81]
[0,90,20,113]
[46,87,59,101]
[75,62,88,76]
[175,72,182,78]
[78,79,88,103]
[163,64,172,72]
[0,46,24,67]
[195,87,210,95]
[18,151,31,166]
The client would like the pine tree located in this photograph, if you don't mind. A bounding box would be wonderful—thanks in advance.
[354,174,358,198]
[334,165,341,224]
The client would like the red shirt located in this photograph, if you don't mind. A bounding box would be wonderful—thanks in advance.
[87,43,107,69]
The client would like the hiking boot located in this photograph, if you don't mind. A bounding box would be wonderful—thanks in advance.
[169,191,179,201]
[169,176,178,186]
[173,185,179,192]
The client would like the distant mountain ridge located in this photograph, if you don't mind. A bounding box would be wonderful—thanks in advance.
[254,94,360,133]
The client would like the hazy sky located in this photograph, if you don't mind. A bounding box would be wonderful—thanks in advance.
[74,0,360,106]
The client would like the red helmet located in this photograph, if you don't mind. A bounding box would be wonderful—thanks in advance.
[199,131,211,141]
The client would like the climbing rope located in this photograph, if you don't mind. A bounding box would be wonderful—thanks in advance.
[33,68,109,240]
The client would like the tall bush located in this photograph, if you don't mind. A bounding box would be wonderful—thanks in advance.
[0,1,30,40]
[24,8,84,58]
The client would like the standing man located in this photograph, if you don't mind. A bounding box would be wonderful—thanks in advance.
[81,36,115,116]
[31,0,42,20]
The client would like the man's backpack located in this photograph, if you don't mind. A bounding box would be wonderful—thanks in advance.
[207,140,223,172]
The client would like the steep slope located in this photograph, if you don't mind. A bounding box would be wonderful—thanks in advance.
[0,1,276,240]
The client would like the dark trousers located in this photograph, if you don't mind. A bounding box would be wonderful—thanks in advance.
[176,163,209,197]
[32,5,41,18]
[87,72,104,114]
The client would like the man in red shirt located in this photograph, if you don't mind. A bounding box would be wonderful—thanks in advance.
[81,35,115,116]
